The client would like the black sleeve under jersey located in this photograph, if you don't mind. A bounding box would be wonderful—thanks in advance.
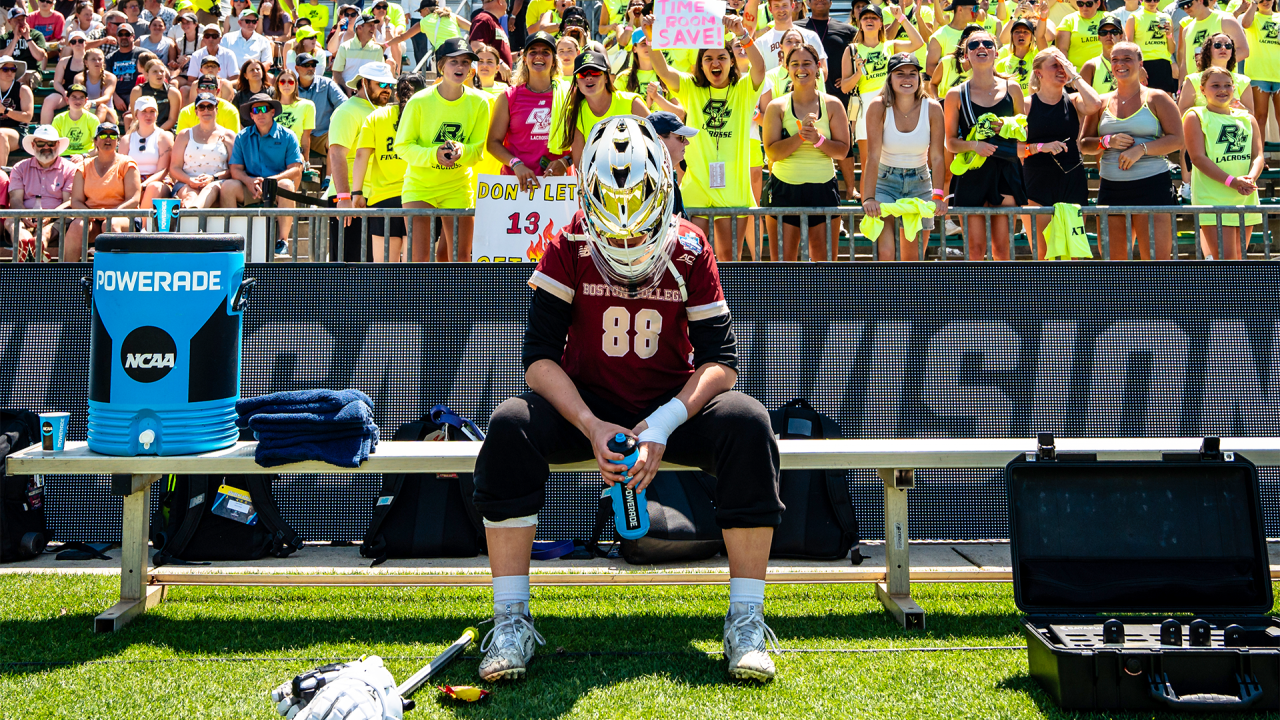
[689,311,738,371]
[521,287,572,371]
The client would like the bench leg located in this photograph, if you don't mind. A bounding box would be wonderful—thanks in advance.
[876,468,923,630]
[96,473,165,633]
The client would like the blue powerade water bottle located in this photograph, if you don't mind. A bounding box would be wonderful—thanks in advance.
[605,433,649,539]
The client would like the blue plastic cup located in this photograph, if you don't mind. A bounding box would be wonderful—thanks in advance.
[40,412,69,452]
[152,198,181,232]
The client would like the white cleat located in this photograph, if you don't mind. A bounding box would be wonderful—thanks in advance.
[478,602,545,682]
[723,602,780,682]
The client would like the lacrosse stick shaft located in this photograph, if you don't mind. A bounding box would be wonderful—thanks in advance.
[395,627,478,698]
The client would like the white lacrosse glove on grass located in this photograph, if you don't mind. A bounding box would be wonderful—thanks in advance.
[270,656,404,720]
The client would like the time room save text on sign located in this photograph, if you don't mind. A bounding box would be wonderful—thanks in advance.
[472,175,579,263]
[654,0,727,49]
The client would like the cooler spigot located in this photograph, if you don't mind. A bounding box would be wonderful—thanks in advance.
[139,429,155,450]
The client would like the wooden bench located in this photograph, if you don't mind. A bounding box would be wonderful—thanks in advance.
[10,437,1280,633]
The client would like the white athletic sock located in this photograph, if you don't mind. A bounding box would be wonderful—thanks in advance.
[492,575,531,617]
[728,577,766,608]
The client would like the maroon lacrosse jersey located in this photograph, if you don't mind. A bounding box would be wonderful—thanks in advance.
[528,214,729,414]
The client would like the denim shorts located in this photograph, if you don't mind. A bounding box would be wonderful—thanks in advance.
[1253,79,1280,94]
[874,165,932,202]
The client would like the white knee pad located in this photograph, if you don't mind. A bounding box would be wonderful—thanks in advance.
[483,514,538,528]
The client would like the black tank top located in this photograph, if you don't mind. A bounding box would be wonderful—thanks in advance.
[958,79,1017,160]
[141,82,170,125]
[1024,92,1082,174]
[0,81,22,130]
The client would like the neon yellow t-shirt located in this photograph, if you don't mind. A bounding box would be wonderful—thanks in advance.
[355,104,406,205]
[673,73,764,208]
[323,96,374,200]
[295,1,330,32]
[547,90,640,155]
[525,0,554,26]
[1133,8,1174,62]
[1090,54,1115,93]
[995,50,1033,93]
[929,24,963,72]
[853,41,891,95]
[1183,10,1224,70]
[1057,12,1103,69]
[394,85,491,202]
[1185,70,1251,106]
[1188,106,1260,226]
[662,48,698,73]
[276,99,316,145]
[1048,0,1075,25]
[176,98,240,134]
[473,86,505,181]
[1245,14,1280,82]
[53,110,99,155]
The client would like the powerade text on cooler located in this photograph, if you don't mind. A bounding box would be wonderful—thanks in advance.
[606,433,649,539]
[85,234,253,456]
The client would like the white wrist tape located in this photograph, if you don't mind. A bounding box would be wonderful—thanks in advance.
[483,513,538,528]
[637,398,689,446]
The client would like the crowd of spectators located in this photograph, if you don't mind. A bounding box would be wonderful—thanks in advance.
[0,0,1272,263]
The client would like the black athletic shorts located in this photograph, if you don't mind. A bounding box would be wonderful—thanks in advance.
[762,175,841,228]
[1143,59,1178,94]
[1097,170,1177,206]
[367,196,406,238]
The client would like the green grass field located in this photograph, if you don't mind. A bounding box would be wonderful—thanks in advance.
[0,575,1274,720]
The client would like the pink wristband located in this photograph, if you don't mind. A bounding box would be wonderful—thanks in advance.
[336,193,351,201]
[1037,143,1043,153]
[1225,175,1235,188]
[814,134,826,148]
[1102,134,1111,149]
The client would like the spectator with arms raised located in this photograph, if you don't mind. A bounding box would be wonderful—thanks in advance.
[546,48,646,169]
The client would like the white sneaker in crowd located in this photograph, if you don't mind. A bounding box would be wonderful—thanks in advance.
[944,219,963,237]
[723,601,780,682]
[478,601,545,682]
[1180,182,1193,201]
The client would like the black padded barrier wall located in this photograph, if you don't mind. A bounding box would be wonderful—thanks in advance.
[4,262,1280,543]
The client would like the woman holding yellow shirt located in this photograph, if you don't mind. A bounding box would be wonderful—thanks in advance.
[394,38,491,263]
[353,72,426,262]
[546,49,647,171]
[840,4,924,162]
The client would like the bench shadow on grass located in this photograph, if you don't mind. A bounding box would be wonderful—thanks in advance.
[1,600,1026,718]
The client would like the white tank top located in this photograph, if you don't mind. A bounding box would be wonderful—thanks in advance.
[128,128,161,176]
[182,131,229,177]
[880,102,930,169]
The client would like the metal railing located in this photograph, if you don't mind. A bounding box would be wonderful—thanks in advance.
[3,205,1276,263]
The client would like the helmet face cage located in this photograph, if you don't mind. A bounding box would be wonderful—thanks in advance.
[576,115,677,298]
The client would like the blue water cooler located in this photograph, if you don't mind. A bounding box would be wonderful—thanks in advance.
[85,234,254,456]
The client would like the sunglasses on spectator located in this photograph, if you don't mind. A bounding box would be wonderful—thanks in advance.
[97,132,118,139]
[966,39,995,50]
[33,140,57,149]
[576,68,604,78]
[250,105,273,115]
[242,18,258,23]
[203,32,219,38]
[344,10,358,16]
[1213,41,1234,49]
[1098,27,1123,36]
[278,78,296,85]
[68,38,85,44]
[299,61,318,67]
[1075,0,1094,5]
[196,102,216,110]
[0,66,18,72]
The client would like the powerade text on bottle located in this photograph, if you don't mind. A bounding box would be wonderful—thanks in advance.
[86,234,253,456]
[605,433,649,539]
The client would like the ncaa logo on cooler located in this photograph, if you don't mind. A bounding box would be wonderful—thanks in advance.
[120,326,177,383]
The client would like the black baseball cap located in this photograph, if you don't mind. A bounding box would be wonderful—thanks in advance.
[525,30,556,51]
[95,122,121,138]
[573,49,610,74]
[1009,17,1035,33]
[560,6,590,29]
[296,52,320,66]
[434,36,479,63]
[858,4,882,19]
[886,52,921,73]
[1097,13,1123,31]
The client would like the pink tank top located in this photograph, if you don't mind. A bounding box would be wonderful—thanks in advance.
[500,84,566,176]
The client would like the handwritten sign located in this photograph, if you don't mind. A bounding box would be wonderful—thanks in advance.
[472,175,579,263]
[653,0,726,50]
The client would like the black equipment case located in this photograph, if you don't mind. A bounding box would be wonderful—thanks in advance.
[1008,436,1279,712]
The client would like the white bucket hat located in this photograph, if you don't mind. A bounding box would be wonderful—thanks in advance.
[22,124,70,156]
[0,55,28,79]
[346,60,395,89]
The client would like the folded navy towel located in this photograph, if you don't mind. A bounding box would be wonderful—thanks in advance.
[236,389,374,427]
[245,399,375,432]
[254,432,374,468]
[254,424,380,448]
